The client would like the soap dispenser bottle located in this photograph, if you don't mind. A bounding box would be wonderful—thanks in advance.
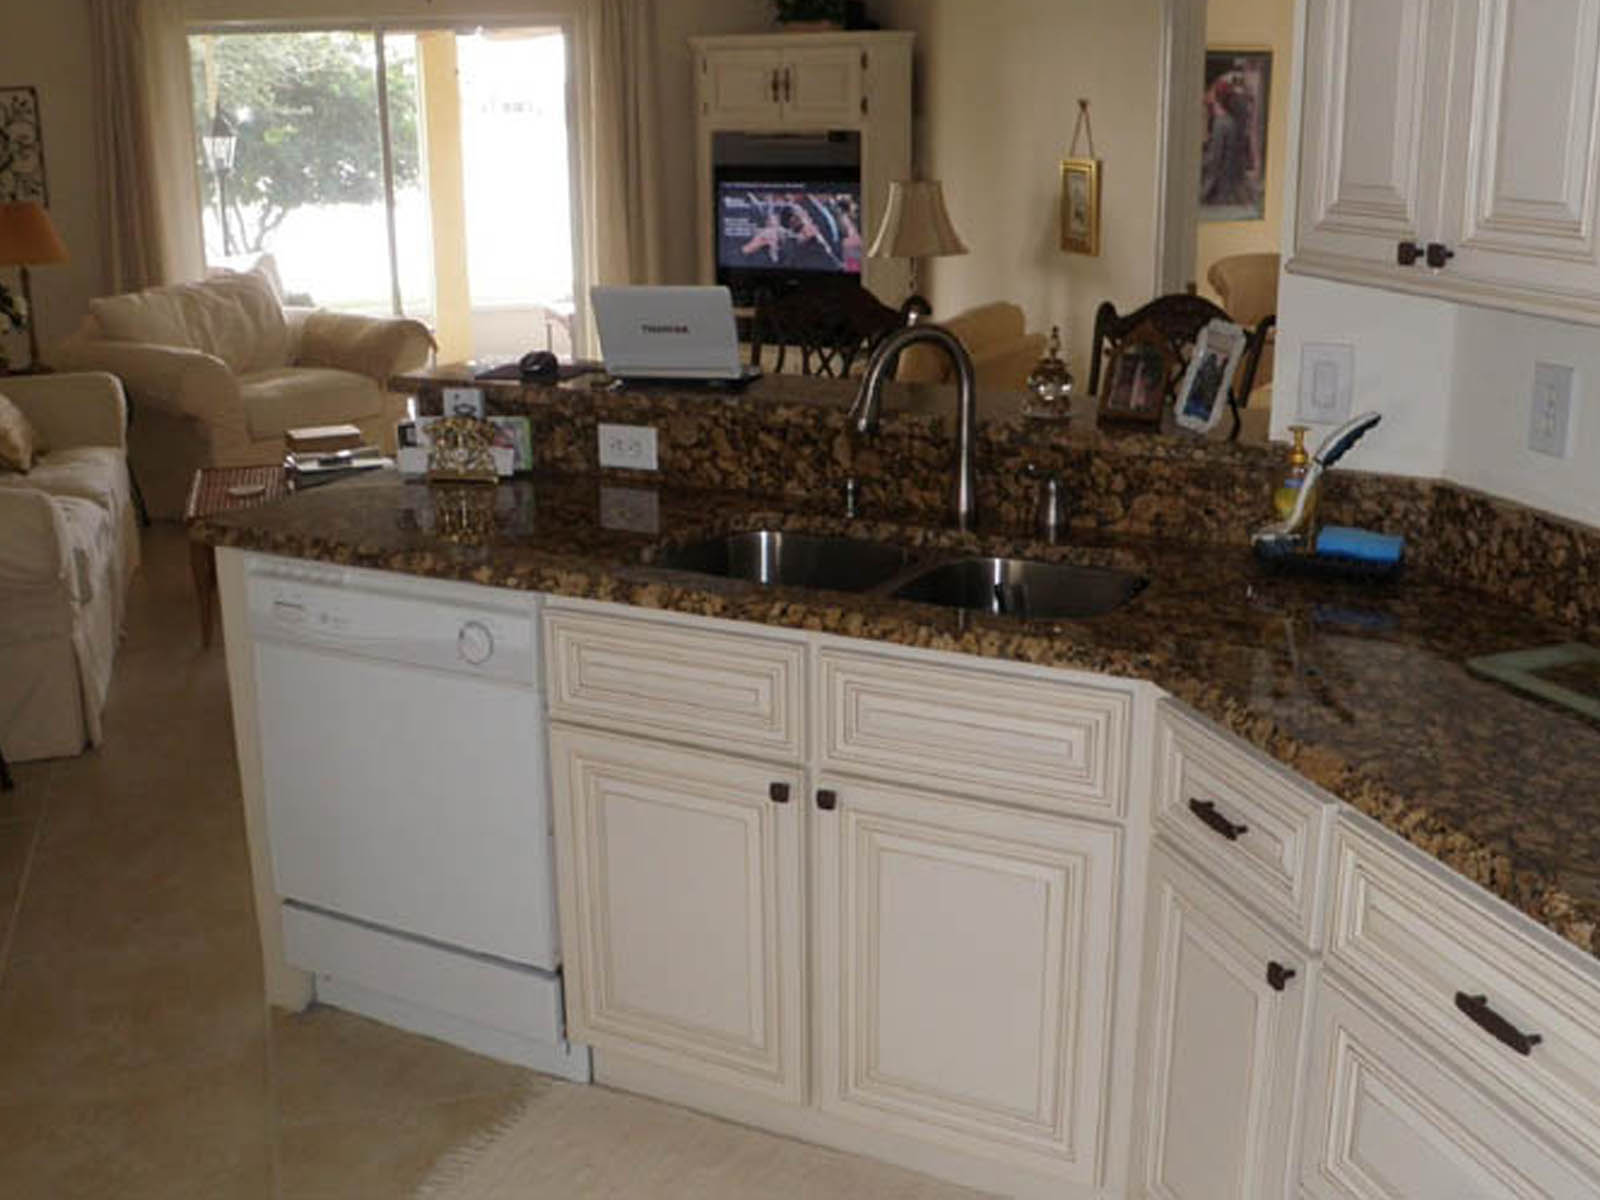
[1274,425,1311,521]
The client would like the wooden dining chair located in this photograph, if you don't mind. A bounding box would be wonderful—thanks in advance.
[749,280,908,378]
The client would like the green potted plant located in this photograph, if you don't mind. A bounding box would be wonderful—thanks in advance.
[772,0,850,31]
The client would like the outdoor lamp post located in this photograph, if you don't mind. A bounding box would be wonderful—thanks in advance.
[202,106,238,256]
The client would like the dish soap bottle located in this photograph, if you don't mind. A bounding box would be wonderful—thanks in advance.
[1273,425,1311,520]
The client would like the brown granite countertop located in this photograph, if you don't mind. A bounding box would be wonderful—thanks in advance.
[195,471,1600,960]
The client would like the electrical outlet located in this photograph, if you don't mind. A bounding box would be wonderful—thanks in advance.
[1298,343,1355,424]
[1528,362,1575,458]
[598,424,659,471]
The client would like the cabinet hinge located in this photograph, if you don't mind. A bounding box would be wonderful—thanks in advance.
[861,50,868,70]
[860,95,869,116]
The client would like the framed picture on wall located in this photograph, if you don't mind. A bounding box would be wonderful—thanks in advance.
[1200,49,1270,222]
[0,85,48,205]
[1060,157,1101,256]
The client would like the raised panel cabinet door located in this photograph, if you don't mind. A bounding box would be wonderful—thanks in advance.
[1133,846,1309,1200]
[1296,0,1452,267]
[1299,975,1598,1199]
[550,726,805,1103]
[1442,0,1600,308]
[779,46,864,128]
[813,777,1120,1184]
[702,48,784,126]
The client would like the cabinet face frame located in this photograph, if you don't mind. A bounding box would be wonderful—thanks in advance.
[1134,844,1310,1200]
[812,775,1121,1184]
[550,726,807,1103]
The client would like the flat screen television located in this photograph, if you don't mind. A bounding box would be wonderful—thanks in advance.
[715,173,865,283]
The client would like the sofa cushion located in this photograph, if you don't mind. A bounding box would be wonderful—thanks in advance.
[0,445,129,514]
[0,391,41,471]
[238,367,383,441]
[89,269,289,375]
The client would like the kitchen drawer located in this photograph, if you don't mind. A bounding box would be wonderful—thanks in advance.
[1327,817,1600,1159]
[816,646,1131,817]
[1153,702,1336,945]
[1300,972,1598,1199]
[544,607,805,762]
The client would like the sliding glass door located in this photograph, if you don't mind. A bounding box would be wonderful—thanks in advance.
[188,23,578,360]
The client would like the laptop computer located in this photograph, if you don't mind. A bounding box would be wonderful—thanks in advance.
[591,285,762,384]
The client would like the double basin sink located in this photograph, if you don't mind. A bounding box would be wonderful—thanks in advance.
[650,529,1147,621]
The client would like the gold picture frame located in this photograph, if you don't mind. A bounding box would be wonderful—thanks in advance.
[1060,157,1101,256]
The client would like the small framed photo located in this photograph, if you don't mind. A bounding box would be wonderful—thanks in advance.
[487,416,534,473]
[1098,336,1175,428]
[1175,318,1248,433]
[441,386,486,419]
[1060,157,1101,256]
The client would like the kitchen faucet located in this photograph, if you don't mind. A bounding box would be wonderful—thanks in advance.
[849,322,979,531]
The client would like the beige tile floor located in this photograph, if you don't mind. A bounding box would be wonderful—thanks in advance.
[0,527,981,1199]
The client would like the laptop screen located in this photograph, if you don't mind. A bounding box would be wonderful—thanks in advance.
[591,286,745,380]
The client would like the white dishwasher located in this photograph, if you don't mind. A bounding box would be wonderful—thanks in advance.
[246,557,588,1079]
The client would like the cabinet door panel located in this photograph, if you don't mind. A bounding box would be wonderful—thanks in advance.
[815,778,1118,1184]
[702,49,783,127]
[551,727,805,1102]
[1135,846,1308,1200]
[1299,976,1597,1199]
[1297,0,1444,263]
[1448,0,1600,295]
[781,46,863,128]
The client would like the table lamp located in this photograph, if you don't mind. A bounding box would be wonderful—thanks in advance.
[0,202,69,369]
[868,179,968,317]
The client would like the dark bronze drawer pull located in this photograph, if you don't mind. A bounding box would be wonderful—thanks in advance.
[769,782,790,805]
[816,788,838,812]
[1455,992,1543,1056]
[1266,962,1297,992]
[1188,798,1248,842]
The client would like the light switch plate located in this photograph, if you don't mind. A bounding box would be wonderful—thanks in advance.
[598,424,659,471]
[1298,343,1355,424]
[1528,362,1575,458]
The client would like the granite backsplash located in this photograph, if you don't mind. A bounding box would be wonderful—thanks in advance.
[406,373,1600,635]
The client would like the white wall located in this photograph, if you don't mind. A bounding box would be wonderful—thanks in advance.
[0,0,103,361]
[876,0,1165,375]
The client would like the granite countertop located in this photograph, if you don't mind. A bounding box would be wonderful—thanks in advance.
[195,471,1600,961]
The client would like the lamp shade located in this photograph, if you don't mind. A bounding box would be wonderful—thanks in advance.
[868,180,968,260]
[0,202,68,268]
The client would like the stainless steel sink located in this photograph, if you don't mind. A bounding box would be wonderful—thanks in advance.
[890,556,1148,619]
[652,530,915,593]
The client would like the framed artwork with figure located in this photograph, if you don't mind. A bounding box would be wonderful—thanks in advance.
[0,86,48,205]
[1060,157,1101,256]
[1200,49,1270,222]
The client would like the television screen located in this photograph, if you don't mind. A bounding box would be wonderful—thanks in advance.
[716,180,864,276]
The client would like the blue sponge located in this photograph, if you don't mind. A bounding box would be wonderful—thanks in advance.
[1315,525,1406,565]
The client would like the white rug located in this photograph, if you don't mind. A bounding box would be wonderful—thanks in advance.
[414,1080,990,1199]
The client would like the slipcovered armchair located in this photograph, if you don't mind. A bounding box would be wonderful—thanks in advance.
[48,266,434,518]
[895,302,1047,392]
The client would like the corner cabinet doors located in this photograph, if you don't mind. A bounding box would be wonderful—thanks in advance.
[778,45,864,127]
[813,777,1119,1185]
[1134,847,1309,1200]
[698,44,863,129]
[700,48,786,126]
[549,727,806,1103]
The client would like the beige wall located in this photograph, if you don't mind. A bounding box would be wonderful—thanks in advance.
[0,0,103,361]
[877,0,1165,377]
[1194,0,1293,304]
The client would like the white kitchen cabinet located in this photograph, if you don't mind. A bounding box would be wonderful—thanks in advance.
[695,36,880,130]
[813,775,1120,1185]
[549,726,806,1104]
[777,44,864,128]
[1292,0,1600,323]
[1299,973,1597,1198]
[1133,845,1310,1200]
[700,47,786,127]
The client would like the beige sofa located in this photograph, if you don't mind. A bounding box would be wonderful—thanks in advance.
[49,267,434,518]
[896,302,1048,392]
[0,373,141,762]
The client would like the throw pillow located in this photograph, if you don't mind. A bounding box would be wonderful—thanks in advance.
[0,391,40,473]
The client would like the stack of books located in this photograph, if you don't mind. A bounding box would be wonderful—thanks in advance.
[284,424,393,488]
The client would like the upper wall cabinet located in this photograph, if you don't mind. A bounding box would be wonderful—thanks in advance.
[694,33,908,132]
[1292,0,1600,324]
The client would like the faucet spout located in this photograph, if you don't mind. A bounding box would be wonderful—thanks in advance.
[850,322,980,531]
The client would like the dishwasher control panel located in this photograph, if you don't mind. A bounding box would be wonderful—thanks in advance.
[245,558,538,686]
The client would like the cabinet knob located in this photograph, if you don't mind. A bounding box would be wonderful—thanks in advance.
[768,782,790,805]
[1266,961,1298,992]
[1397,241,1425,266]
[816,788,838,811]
[1425,242,1455,270]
